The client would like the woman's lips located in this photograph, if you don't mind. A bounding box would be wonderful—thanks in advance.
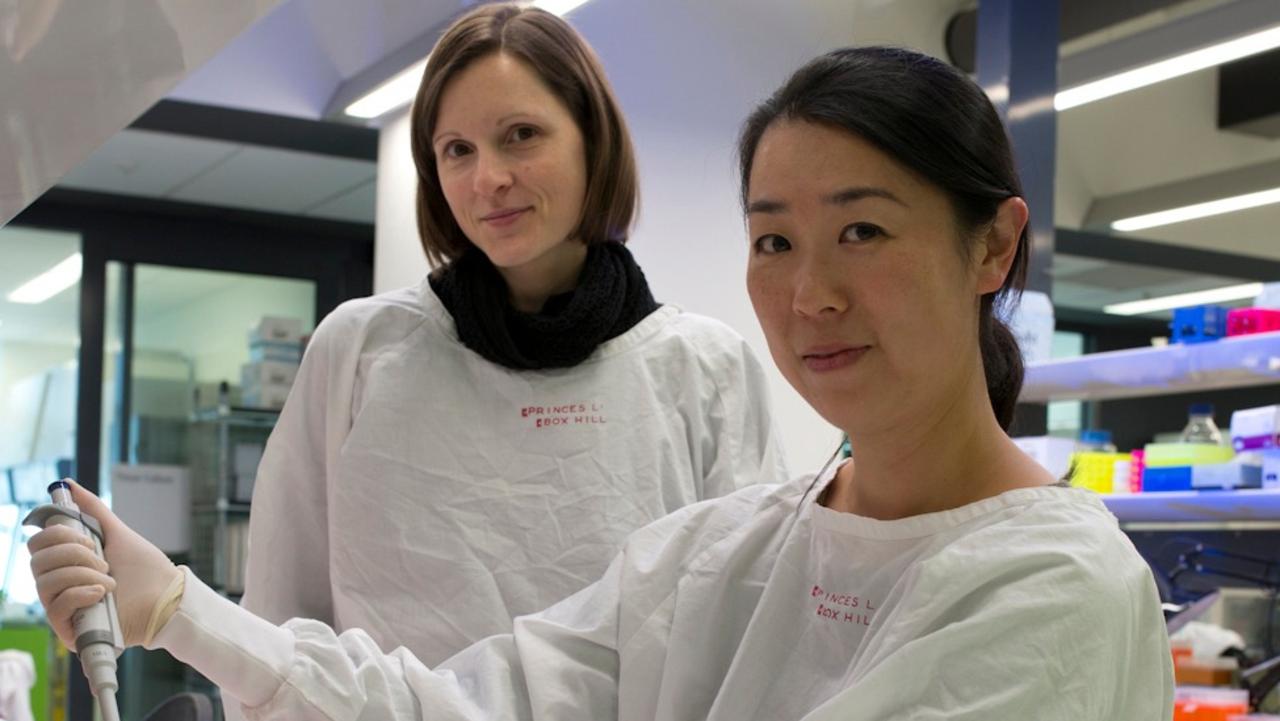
[802,346,870,372]
[481,207,530,227]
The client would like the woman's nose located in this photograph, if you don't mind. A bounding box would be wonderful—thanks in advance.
[472,150,514,196]
[792,259,849,318]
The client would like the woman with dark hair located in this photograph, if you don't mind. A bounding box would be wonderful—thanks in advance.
[31,46,1173,719]
[227,0,785,683]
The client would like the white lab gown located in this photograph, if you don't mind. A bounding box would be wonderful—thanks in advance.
[155,467,1175,720]
[238,277,787,668]
[0,650,35,721]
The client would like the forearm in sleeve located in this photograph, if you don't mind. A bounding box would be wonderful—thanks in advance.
[156,562,625,720]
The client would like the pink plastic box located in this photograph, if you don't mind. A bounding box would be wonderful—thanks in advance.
[1226,308,1280,336]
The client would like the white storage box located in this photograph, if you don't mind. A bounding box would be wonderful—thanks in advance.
[242,385,291,410]
[248,316,303,346]
[1230,404,1280,452]
[1263,450,1280,490]
[242,360,298,389]
[1190,459,1263,490]
[249,340,302,364]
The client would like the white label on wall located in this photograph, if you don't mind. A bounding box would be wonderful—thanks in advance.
[112,464,190,554]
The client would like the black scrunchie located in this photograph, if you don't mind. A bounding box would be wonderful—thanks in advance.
[429,241,660,370]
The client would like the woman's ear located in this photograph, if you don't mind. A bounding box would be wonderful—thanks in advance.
[975,197,1028,295]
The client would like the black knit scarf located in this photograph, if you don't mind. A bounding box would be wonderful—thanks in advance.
[429,242,660,370]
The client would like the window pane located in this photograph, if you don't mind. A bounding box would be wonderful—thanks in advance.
[0,225,81,609]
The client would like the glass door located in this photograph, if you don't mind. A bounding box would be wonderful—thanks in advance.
[103,264,316,717]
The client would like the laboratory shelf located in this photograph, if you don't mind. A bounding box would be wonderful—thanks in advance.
[188,406,273,595]
[190,405,280,428]
[1020,330,1280,403]
[1101,488,1280,527]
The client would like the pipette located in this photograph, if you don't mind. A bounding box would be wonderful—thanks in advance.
[24,480,123,721]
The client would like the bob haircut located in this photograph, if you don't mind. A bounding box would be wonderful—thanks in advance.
[410,3,638,267]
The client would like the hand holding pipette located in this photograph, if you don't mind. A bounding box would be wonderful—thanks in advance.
[26,480,183,720]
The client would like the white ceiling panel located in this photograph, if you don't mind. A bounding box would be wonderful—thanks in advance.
[59,130,240,199]
[167,145,375,214]
[167,0,461,118]
[168,0,343,120]
[1052,261,1252,312]
[1053,280,1130,310]
[1056,262,1198,291]
[1048,254,1111,277]
[304,178,377,223]
[1056,69,1280,201]
[302,0,461,78]
[1122,201,1280,260]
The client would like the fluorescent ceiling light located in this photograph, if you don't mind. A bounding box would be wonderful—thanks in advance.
[6,253,82,304]
[344,57,430,120]
[1104,282,1263,316]
[1111,186,1280,232]
[533,0,590,14]
[1056,24,1280,110]
[344,0,592,119]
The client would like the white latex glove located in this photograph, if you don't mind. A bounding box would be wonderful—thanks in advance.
[27,480,181,649]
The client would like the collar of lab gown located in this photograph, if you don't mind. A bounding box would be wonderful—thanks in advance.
[806,463,1107,541]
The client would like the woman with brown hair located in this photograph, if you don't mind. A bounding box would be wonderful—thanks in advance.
[222,0,785,691]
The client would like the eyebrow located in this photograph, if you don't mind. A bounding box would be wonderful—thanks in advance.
[746,186,907,215]
[495,112,536,126]
[433,112,541,147]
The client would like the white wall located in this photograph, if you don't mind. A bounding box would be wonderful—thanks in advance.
[374,109,429,293]
[372,0,966,471]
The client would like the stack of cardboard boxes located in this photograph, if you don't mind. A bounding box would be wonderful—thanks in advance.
[241,316,303,410]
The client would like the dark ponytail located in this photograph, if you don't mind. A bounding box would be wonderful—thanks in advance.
[980,302,1024,429]
[738,46,1030,430]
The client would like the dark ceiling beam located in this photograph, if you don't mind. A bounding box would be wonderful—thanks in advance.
[1219,46,1280,139]
[129,100,378,161]
[1056,228,1280,282]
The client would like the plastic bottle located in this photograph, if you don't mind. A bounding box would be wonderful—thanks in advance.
[1078,429,1117,453]
[1180,403,1223,445]
[1001,290,1055,364]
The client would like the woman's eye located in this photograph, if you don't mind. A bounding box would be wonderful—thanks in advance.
[841,223,884,243]
[510,125,539,142]
[442,142,472,159]
[753,234,792,255]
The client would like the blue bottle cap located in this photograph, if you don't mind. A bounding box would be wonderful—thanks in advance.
[1189,403,1214,416]
[1080,429,1112,445]
[47,480,71,494]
